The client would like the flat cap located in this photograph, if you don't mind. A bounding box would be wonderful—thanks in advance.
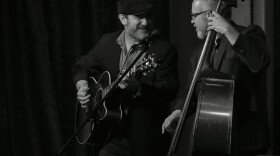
[117,0,154,15]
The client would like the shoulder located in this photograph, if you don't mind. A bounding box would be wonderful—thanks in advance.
[153,38,175,48]
[244,25,266,38]
[97,30,122,45]
[245,24,265,33]
[233,22,266,37]
[150,38,177,55]
[148,38,178,64]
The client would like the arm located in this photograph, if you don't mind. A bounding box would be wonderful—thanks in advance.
[232,25,270,72]
[73,37,103,105]
[207,11,270,73]
[162,44,202,134]
[73,40,102,84]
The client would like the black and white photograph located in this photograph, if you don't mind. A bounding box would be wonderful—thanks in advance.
[0,0,279,156]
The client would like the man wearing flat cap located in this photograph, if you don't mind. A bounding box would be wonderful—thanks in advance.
[73,0,179,155]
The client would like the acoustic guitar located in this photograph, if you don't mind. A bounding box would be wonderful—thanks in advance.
[75,54,159,145]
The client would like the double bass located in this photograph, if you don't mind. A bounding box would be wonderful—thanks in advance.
[168,0,237,155]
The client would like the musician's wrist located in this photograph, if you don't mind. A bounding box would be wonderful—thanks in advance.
[224,25,239,45]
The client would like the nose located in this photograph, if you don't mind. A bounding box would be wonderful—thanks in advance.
[191,18,194,24]
[141,18,148,26]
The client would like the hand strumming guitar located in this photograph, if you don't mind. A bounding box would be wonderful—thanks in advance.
[76,80,91,108]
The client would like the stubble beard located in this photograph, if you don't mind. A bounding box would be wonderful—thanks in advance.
[129,28,150,42]
[196,28,208,40]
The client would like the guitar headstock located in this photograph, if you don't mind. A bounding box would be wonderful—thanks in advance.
[137,53,160,76]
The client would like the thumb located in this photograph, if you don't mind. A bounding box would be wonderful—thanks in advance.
[162,124,165,134]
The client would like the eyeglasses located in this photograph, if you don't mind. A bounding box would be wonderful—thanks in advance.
[189,10,211,19]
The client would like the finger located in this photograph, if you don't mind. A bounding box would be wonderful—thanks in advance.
[79,85,89,92]
[118,81,127,89]
[166,127,175,134]
[81,99,90,104]
[207,25,215,31]
[77,93,91,99]
[78,84,89,92]
[77,94,91,101]
[120,75,129,81]
[83,85,89,90]
[81,101,87,105]
[77,85,88,93]
[211,11,219,17]
[118,83,125,89]
[79,100,88,105]
[207,17,215,21]
[207,21,213,26]
[207,17,216,24]
[205,11,212,17]
[123,76,129,80]
[81,104,87,108]
[162,119,170,134]
[162,123,165,134]
[79,98,90,105]
[77,90,88,96]
[207,19,213,23]
[77,91,85,96]
[80,99,90,106]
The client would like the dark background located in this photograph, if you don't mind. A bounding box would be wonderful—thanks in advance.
[0,0,279,155]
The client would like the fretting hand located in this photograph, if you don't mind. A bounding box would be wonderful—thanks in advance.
[118,76,140,93]
[207,11,239,45]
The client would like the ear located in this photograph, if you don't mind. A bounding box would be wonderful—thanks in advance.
[118,14,127,26]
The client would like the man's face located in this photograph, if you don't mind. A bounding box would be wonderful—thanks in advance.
[124,13,152,42]
[191,0,209,39]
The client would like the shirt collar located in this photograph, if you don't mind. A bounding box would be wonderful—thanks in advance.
[116,31,140,49]
[116,31,125,48]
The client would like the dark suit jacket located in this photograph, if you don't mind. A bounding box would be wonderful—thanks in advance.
[173,23,270,153]
[73,30,179,155]
[211,23,270,153]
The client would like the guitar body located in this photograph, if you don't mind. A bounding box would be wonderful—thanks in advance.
[75,71,122,145]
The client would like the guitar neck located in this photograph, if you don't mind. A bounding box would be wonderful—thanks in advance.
[103,54,157,95]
